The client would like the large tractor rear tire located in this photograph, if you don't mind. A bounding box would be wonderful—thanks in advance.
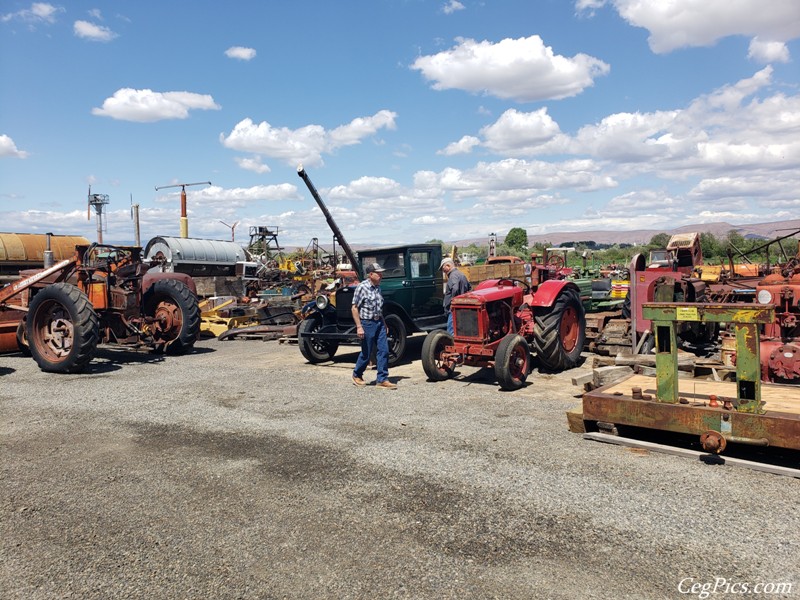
[421,329,455,381]
[385,314,407,366]
[495,334,530,391]
[298,316,339,363]
[27,282,99,373]
[143,279,200,355]
[533,287,586,372]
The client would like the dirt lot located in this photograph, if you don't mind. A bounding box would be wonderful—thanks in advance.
[1,335,798,599]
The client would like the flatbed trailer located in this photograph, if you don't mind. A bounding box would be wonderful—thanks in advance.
[582,373,800,452]
[579,302,800,454]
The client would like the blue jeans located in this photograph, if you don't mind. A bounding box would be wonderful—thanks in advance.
[446,311,454,335]
[354,319,389,383]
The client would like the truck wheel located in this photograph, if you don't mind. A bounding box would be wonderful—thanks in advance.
[495,334,530,390]
[533,287,586,372]
[16,318,31,356]
[298,316,338,363]
[385,314,407,366]
[143,279,200,355]
[27,282,99,373]
[421,329,455,381]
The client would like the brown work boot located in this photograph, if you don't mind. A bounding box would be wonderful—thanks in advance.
[352,375,366,387]
[376,380,397,390]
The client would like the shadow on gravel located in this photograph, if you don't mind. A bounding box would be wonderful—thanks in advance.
[87,344,216,374]
[298,334,427,369]
[0,365,14,376]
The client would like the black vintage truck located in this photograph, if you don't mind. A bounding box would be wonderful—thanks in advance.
[295,167,447,366]
[297,244,447,366]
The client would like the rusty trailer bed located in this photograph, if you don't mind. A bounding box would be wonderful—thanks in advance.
[582,374,800,452]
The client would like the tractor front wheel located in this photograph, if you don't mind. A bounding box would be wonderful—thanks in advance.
[143,279,200,355]
[533,287,586,372]
[495,334,530,390]
[298,316,338,363]
[421,329,455,381]
[27,282,99,373]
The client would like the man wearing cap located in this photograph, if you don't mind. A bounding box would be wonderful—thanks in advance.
[351,262,397,389]
[440,258,471,335]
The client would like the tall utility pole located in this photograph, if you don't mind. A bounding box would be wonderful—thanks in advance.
[87,187,110,244]
[154,181,211,239]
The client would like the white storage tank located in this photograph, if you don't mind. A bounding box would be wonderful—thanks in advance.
[144,236,246,277]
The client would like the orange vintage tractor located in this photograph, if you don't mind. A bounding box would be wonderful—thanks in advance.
[0,243,200,373]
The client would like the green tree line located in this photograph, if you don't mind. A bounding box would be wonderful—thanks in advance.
[429,228,799,268]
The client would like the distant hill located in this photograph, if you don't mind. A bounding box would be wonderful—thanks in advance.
[451,219,800,248]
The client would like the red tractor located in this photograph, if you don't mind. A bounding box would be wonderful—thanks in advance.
[0,243,200,373]
[421,278,585,390]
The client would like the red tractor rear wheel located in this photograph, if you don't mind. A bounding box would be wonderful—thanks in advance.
[533,287,585,372]
[495,334,530,390]
[27,283,99,373]
[422,329,456,381]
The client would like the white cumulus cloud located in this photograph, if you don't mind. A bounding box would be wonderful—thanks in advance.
[0,134,29,158]
[92,88,221,122]
[221,110,397,167]
[411,35,610,102]
[748,37,790,63]
[225,46,256,61]
[442,1,464,15]
[234,156,271,174]
[1,2,63,25]
[582,0,800,56]
[74,20,117,41]
[438,135,481,156]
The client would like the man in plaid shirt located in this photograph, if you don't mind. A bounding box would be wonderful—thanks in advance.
[350,262,397,389]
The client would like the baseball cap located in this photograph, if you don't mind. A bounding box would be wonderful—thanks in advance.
[365,262,385,274]
[439,258,455,270]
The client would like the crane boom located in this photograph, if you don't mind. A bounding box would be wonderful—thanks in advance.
[296,165,360,278]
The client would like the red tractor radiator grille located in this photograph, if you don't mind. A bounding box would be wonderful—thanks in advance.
[454,308,479,338]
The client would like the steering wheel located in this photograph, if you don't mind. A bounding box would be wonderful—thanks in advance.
[547,255,565,270]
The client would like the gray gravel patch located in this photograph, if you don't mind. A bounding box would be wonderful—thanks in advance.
[1,336,798,599]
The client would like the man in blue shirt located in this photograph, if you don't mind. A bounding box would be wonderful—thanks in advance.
[351,262,397,389]
[440,258,471,335]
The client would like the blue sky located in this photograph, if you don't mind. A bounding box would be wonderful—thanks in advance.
[1,0,799,250]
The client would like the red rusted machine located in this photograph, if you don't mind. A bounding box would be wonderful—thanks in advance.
[752,269,800,382]
[422,278,585,390]
[0,243,200,373]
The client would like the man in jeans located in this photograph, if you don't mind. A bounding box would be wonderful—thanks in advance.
[351,262,397,389]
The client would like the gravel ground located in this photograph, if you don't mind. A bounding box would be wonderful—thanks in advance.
[1,335,798,599]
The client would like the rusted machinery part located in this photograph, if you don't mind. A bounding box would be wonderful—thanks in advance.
[218,323,295,341]
[764,341,800,382]
[700,430,727,454]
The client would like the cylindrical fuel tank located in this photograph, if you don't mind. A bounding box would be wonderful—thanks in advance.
[0,233,90,279]
[144,236,246,276]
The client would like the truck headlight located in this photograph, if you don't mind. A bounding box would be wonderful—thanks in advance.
[315,294,329,310]
[757,289,773,304]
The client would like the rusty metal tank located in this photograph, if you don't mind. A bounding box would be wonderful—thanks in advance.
[144,236,246,276]
[0,233,90,281]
